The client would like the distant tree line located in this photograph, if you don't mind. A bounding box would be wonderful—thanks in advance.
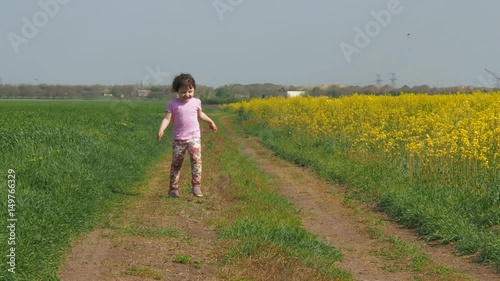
[0,83,492,102]
[304,84,492,97]
[213,83,491,99]
[0,84,137,99]
[0,84,216,100]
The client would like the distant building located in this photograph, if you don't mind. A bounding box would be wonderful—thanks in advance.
[234,93,249,99]
[102,88,112,97]
[136,89,151,97]
[286,91,305,98]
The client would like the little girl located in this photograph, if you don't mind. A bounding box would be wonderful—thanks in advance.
[157,73,217,198]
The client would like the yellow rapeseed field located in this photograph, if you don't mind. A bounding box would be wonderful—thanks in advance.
[225,92,500,267]
[226,92,500,190]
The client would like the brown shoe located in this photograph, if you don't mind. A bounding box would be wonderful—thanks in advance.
[168,189,179,198]
[192,186,203,197]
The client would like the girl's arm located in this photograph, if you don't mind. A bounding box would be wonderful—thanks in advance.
[198,111,218,132]
[157,112,172,141]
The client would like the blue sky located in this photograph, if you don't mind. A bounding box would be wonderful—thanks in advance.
[1,0,499,88]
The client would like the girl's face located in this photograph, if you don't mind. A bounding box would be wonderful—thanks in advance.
[177,84,195,102]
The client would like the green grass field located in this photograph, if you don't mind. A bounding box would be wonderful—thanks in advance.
[0,100,167,280]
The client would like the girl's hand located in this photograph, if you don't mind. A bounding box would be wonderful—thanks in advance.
[209,122,218,132]
[157,131,164,141]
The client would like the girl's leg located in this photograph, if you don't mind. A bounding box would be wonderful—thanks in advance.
[169,140,188,196]
[187,138,202,196]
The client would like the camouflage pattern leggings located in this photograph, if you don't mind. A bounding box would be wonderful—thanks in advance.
[169,138,202,190]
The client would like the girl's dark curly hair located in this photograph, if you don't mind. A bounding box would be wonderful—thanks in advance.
[171,73,196,92]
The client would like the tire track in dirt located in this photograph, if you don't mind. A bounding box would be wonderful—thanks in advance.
[220,114,499,281]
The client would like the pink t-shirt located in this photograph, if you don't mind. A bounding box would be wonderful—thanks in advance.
[166,97,201,140]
